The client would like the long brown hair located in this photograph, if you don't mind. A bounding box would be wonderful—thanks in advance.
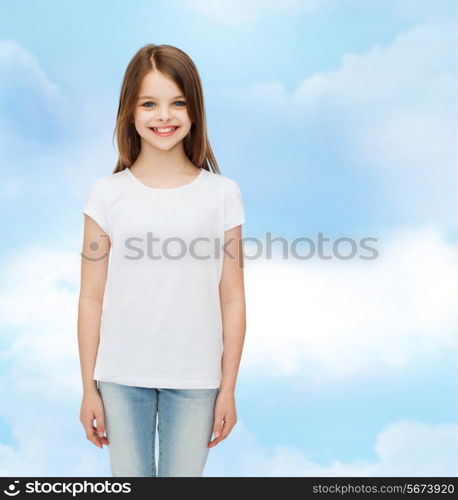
[112,44,220,174]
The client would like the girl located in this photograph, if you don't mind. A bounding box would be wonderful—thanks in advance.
[77,44,247,477]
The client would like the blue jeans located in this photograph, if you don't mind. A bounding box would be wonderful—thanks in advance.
[97,381,219,477]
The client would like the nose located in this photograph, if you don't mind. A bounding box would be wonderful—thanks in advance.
[157,105,172,121]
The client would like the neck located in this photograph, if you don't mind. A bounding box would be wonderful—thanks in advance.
[132,138,196,175]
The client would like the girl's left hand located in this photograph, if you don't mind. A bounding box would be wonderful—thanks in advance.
[208,389,237,448]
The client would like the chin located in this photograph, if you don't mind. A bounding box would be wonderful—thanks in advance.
[153,141,178,151]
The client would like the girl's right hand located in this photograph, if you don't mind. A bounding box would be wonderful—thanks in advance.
[79,389,109,449]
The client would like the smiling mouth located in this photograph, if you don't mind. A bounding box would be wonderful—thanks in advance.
[149,126,180,136]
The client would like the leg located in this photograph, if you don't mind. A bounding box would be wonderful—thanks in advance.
[157,388,219,477]
[97,381,158,477]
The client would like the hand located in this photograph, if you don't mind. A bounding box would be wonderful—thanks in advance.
[79,389,109,449]
[208,389,237,448]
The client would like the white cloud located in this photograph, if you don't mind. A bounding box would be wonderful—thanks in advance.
[0,40,63,155]
[0,40,118,201]
[222,20,456,230]
[206,419,457,476]
[0,39,60,99]
[296,22,456,230]
[241,225,456,385]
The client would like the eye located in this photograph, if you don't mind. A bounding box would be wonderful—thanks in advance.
[141,100,186,108]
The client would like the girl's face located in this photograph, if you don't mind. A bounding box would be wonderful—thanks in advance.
[133,70,192,151]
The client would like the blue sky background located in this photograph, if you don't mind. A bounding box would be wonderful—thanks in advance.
[0,0,456,476]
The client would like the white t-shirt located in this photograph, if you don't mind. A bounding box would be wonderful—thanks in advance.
[82,167,246,389]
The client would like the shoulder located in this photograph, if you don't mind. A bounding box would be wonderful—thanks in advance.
[202,169,242,192]
[95,169,128,187]
[86,169,129,195]
[200,171,244,209]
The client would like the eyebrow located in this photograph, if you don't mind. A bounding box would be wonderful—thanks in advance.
[137,95,185,100]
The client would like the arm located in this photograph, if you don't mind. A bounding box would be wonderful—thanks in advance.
[77,215,111,448]
[208,224,246,448]
[219,224,246,393]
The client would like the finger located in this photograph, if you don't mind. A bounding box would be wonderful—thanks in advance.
[92,420,110,447]
[94,415,106,440]
[208,419,236,448]
[208,416,224,448]
[211,415,225,439]
[82,417,104,449]
[207,429,228,448]
[94,429,109,446]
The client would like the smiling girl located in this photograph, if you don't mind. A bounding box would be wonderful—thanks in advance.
[77,44,247,477]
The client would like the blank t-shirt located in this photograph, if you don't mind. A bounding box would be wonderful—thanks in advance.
[82,167,246,389]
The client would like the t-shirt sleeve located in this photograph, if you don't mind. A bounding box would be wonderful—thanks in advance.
[224,179,246,231]
[82,178,109,234]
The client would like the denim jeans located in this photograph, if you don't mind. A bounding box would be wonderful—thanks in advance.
[97,380,219,477]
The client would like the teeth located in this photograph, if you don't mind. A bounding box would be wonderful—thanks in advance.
[152,127,176,132]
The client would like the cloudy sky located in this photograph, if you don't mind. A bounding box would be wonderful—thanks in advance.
[0,0,456,476]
